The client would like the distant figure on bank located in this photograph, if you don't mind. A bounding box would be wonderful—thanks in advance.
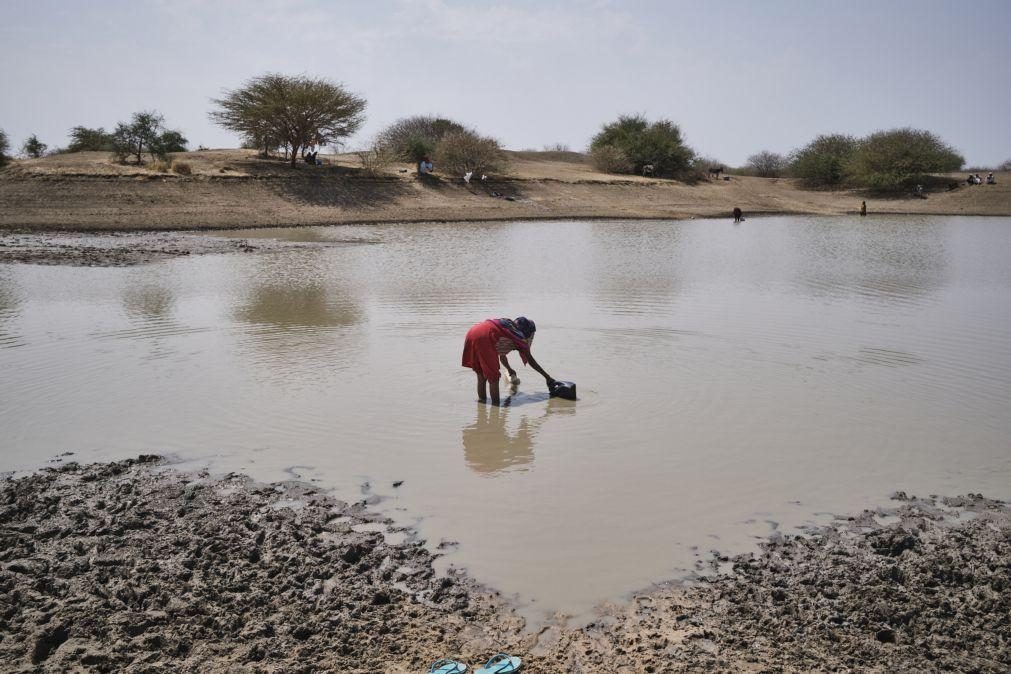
[860,200,867,216]
[986,172,996,185]
[418,156,434,175]
[732,207,743,223]
[914,184,925,198]
[462,317,555,406]
[967,174,976,185]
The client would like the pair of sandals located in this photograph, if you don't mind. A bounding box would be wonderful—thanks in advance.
[430,653,521,673]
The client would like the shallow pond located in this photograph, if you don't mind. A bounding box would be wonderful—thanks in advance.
[2,216,1010,621]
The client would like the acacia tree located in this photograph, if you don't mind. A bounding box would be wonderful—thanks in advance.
[21,134,48,159]
[210,74,367,167]
[111,111,187,164]
[745,150,787,177]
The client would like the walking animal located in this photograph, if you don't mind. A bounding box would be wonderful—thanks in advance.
[708,166,724,179]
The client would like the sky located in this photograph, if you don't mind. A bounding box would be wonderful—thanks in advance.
[1,0,1009,166]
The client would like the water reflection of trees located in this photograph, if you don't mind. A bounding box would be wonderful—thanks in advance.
[461,398,575,475]
[123,284,175,319]
[232,252,364,380]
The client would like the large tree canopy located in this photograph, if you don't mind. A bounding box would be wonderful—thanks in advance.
[846,128,964,190]
[0,128,10,167]
[789,134,859,187]
[210,74,366,167]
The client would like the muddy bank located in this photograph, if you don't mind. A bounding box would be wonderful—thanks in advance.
[0,230,371,266]
[1,457,1008,673]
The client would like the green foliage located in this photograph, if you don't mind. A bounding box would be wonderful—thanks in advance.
[110,112,187,164]
[789,134,858,187]
[745,150,788,178]
[377,116,466,162]
[589,114,694,176]
[155,130,188,155]
[0,128,9,167]
[210,73,367,167]
[433,129,505,175]
[846,128,964,190]
[21,134,48,159]
[68,126,115,152]
[590,144,632,174]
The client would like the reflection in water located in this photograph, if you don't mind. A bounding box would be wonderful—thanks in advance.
[123,284,175,320]
[790,217,949,305]
[0,273,23,349]
[237,283,359,329]
[590,221,681,315]
[462,396,576,475]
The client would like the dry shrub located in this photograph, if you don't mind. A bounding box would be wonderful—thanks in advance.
[171,160,192,175]
[355,144,394,175]
[149,159,171,173]
[434,130,505,176]
[590,145,632,174]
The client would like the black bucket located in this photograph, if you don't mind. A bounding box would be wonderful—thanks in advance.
[548,380,577,400]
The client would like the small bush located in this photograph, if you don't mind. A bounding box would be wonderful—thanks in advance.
[355,143,394,175]
[543,143,570,152]
[590,145,632,174]
[21,134,48,159]
[789,134,858,187]
[170,160,192,175]
[149,159,171,173]
[67,126,115,152]
[433,130,505,175]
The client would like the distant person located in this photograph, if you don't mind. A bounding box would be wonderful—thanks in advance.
[732,207,743,223]
[986,172,996,185]
[975,173,983,185]
[462,317,555,406]
[914,184,925,198]
[967,174,976,185]
[860,200,867,216]
[418,156,434,175]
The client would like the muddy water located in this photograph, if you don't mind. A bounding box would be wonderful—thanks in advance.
[2,216,1010,621]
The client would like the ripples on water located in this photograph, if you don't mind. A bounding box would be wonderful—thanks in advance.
[2,215,1011,621]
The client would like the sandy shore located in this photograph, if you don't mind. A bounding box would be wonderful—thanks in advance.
[2,456,1008,673]
[1,150,1008,234]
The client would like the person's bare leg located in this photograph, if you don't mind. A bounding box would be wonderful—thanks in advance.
[489,378,501,406]
[476,373,488,402]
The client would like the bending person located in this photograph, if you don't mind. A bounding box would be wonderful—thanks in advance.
[462,317,555,405]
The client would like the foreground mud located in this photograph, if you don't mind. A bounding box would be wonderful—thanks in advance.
[0,231,366,266]
[1,457,1008,673]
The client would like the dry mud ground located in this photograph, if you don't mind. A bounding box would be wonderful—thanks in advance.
[1,151,1008,234]
[1,456,1008,673]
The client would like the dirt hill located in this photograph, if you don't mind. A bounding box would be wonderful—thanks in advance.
[1,150,1007,231]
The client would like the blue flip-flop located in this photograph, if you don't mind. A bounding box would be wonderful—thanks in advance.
[475,654,522,674]
[429,658,467,674]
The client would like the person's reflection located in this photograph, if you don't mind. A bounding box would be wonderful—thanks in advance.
[462,393,575,475]
[462,403,536,475]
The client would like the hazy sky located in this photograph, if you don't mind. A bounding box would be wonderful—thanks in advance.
[2,0,1009,166]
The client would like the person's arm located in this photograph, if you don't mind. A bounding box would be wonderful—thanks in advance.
[525,352,555,386]
[499,354,516,378]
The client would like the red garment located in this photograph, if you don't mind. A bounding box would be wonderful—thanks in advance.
[462,319,529,380]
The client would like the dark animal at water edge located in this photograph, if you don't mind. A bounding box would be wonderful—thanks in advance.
[708,166,724,179]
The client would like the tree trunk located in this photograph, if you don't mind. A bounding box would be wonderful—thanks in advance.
[289,140,299,167]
